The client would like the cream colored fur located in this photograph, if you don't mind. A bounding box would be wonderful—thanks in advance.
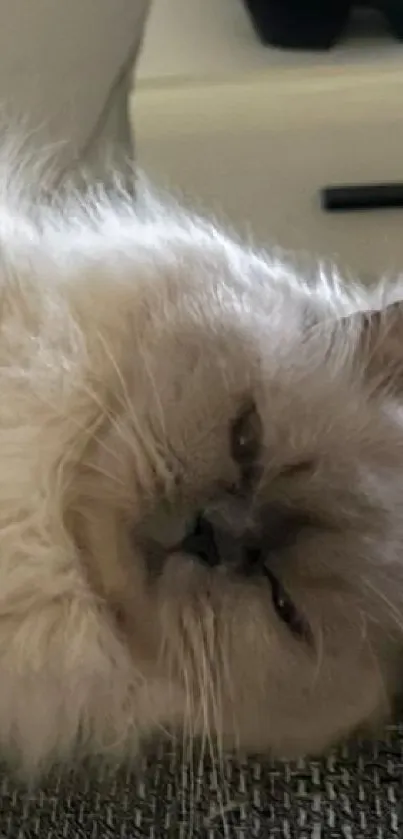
[0,154,402,778]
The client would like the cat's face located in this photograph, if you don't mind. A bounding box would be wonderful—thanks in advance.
[150,330,403,757]
[76,223,403,759]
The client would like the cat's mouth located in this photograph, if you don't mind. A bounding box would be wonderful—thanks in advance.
[175,513,313,645]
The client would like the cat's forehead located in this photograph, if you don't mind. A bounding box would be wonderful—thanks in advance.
[254,366,375,467]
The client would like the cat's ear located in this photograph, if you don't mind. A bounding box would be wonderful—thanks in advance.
[342,301,403,392]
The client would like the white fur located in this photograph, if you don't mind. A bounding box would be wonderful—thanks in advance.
[0,151,402,777]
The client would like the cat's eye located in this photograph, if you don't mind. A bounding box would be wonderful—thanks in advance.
[280,459,315,478]
[230,403,261,469]
[264,567,312,643]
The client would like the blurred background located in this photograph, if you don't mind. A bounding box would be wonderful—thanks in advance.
[132,0,403,278]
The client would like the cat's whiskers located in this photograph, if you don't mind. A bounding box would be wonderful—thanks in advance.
[195,607,232,839]
[362,576,403,637]
[134,338,168,443]
[203,599,233,834]
[95,330,178,486]
[80,460,127,491]
[29,375,131,486]
[219,613,241,755]
[179,620,196,836]
[359,614,392,723]
[311,619,324,689]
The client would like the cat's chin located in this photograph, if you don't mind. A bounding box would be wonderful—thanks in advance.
[157,550,222,600]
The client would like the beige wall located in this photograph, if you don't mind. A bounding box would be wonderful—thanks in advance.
[0,0,150,174]
[134,64,403,278]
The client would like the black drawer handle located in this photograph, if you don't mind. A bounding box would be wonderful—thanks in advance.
[321,183,403,213]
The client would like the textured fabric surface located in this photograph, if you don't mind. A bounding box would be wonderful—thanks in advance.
[0,725,402,837]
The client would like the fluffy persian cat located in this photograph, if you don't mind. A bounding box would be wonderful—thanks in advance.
[0,156,402,777]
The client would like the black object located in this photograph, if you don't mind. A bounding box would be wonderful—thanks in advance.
[322,183,403,212]
[243,1,403,50]
[386,0,403,39]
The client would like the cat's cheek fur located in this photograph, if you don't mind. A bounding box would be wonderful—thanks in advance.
[157,553,395,759]
[0,593,176,777]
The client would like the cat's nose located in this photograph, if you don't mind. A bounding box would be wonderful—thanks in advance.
[242,542,265,574]
[180,514,263,573]
[180,514,220,567]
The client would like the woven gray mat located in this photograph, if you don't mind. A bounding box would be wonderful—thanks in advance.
[0,725,402,838]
